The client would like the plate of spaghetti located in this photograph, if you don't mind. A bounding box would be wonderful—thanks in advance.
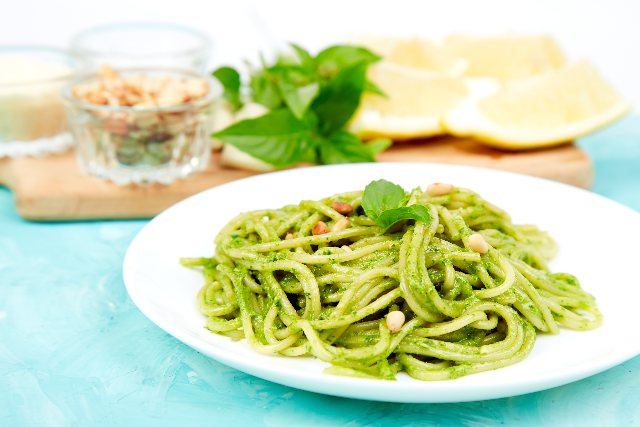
[123,163,640,402]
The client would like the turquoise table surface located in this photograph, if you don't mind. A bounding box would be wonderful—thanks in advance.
[1,116,639,427]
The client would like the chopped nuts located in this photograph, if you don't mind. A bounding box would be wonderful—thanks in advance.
[468,233,490,254]
[386,311,405,333]
[312,221,329,235]
[285,233,294,240]
[72,65,209,109]
[426,182,454,196]
[332,217,349,232]
[331,201,353,215]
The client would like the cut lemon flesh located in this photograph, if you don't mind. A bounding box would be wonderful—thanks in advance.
[443,34,567,81]
[444,60,631,149]
[350,63,468,140]
[353,35,466,76]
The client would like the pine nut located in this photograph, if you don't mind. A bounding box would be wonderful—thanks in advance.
[386,311,405,333]
[312,221,329,235]
[331,201,353,215]
[285,233,294,240]
[332,217,349,232]
[341,245,353,252]
[468,233,489,254]
[426,182,454,196]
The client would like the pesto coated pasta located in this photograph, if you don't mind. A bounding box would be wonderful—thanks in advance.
[182,183,601,381]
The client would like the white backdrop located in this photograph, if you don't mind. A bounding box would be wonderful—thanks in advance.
[1,0,638,108]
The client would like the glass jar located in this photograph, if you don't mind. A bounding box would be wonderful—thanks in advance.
[63,68,217,185]
[70,23,212,73]
[0,46,76,157]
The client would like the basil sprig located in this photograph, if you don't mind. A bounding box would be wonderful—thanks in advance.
[212,44,390,167]
[362,179,431,231]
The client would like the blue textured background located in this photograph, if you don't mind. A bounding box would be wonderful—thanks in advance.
[1,117,639,426]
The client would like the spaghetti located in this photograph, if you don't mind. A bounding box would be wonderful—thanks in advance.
[182,183,601,380]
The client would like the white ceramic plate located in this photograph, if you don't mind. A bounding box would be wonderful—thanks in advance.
[123,163,640,403]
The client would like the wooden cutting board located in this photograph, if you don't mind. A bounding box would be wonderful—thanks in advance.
[0,136,592,221]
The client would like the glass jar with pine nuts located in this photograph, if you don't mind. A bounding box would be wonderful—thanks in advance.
[63,66,217,185]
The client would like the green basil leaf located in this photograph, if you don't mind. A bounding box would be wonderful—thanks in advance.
[361,179,407,221]
[290,43,316,72]
[299,136,321,163]
[318,131,390,164]
[249,69,282,109]
[279,81,319,119]
[376,205,432,231]
[315,45,381,78]
[268,64,313,82]
[212,66,242,111]
[213,109,315,167]
[312,63,367,135]
[364,138,392,155]
[264,64,320,119]
[365,79,386,97]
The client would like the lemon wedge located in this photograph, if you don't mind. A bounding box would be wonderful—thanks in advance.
[443,34,567,81]
[443,60,631,149]
[350,63,469,140]
[353,35,466,76]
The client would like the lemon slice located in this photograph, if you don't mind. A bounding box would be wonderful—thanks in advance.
[353,35,466,76]
[444,34,566,80]
[350,63,469,140]
[443,60,631,149]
